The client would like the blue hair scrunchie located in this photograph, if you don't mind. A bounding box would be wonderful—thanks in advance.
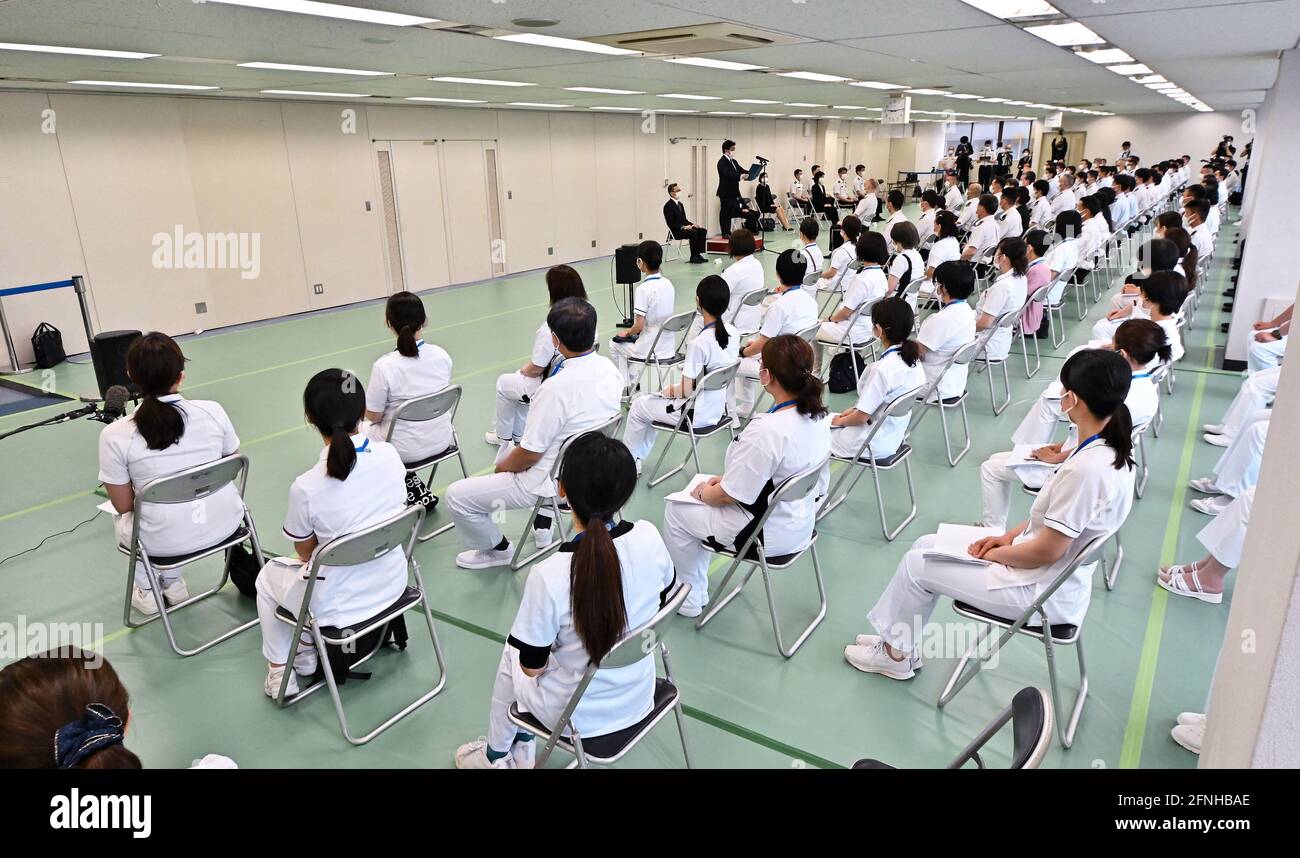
[53,703,125,769]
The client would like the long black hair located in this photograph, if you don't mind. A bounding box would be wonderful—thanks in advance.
[1058,349,1134,469]
[1114,318,1172,366]
[760,335,828,418]
[1161,226,1199,293]
[125,332,186,451]
[871,297,920,367]
[385,291,426,358]
[303,368,366,480]
[696,275,731,352]
[558,433,637,663]
[997,237,1029,276]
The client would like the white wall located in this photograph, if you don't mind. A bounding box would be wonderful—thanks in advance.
[0,92,821,364]
[1060,110,1244,164]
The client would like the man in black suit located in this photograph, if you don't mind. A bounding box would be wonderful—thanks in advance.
[716,139,747,236]
[663,183,708,263]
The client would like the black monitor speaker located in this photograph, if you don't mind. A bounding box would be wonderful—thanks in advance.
[90,330,141,399]
[615,243,641,285]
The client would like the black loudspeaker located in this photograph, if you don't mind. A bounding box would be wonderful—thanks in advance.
[614,243,641,285]
[90,330,140,399]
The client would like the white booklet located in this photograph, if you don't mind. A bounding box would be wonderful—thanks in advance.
[1003,444,1054,469]
[664,474,716,506]
[922,523,1002,566]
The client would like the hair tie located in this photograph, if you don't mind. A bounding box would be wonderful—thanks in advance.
[54,703,124,769]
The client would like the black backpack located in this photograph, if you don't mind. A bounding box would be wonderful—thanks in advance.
[827,350,867,394]
[31,323,66,369]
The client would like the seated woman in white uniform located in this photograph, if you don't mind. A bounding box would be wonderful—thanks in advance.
[735,249,819,416]
[916,261,978,402]
[829,298,925,461]
[982,319,1167,530]
[663,335,831,618]
[918,210,962,303]
[1158,487,1254,606]
[623,276,739,473]
[609,240,676,393]
[717,229,766,337]
[814,231,889,368]
[816,215,863,307]
[1093,237,1181,340]
[98,332,245,616]
[973,237,1030,363]
[485,265,586,447]
[1043,210,1083,307]
[1202,365,1279,445]
[846,349,1136,679]
[886,221,924,306]
[454,433,675,769]
[255,369,409,698]
[363,291,453,511]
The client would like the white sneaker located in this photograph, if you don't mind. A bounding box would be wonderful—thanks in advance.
[1203,433,1231,448]
[1187,477,1222,495]
[1177,712,1207,727]
[1190,495,1232,516]
[855,634,923,671]
[456,545,513,570]
[676,603,703,619]
[1171,722,1204,755]
[484,431,506,447]
[1201,422,1225,434]
[844,637,915,680]
[264,664,300,699]
[293,642,319,677]
[634,459,643,477]
[131,585,160,616]
[511,739,536,770]
[454,738,514,769]
[533,527,555,549]
[161,578,190,606]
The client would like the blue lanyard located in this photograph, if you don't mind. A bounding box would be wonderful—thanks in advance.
[1069,433,1101,459]
[880,345,900,359]
[643,274,662,283]
[570,521,617,543]
[1132,372,1152,380]
[549,349,594,378]
[355,438,370,454]
[701,321,716,331]
[415,339,424,348]
[941,300,964,310]
[1028,259,1045,269]
[767,399,797,413]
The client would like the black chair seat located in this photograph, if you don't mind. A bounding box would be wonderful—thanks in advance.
[515,677,679,762]
[403,445,457,471]
[628,353,685,365]
[701,533,813,567]
[118,525,249,567]
[651,418,730,436]
[850,758,898,770]
[922,392,966,406]
[274,586,422,640]
[952,600,1078,643]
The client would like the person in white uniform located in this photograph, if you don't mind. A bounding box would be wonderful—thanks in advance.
[98,332,245,616]
[1203,365,1279,445]
[996,188,1023,239]
[853,164,867,200]
[816,215,863,308]
[1157,486,1254,606]
[973,237,1030,363]
[829,298,925,461]
[608,241,676,392]
[887,222,925,303]
[623,276,739,471]
[1092,238,1180,341]
[922,211,963,291]
[454,433,676,769]
[446,298,623,568]
[735,250,819,416]
[956,183,983,230]
[663,335,831,617]
[959,194,1000,263]
[1183,199,1214,259]
[1049,172,1077,219]
[916,261,977,401]
[715,229,766,337]
[363,291,453,510]
[854,179,880,222]
[1043,210,1083,306]
[1187,409,1271,516]
[846,349,1136,678]
[943,171,964,213]
[879,190,909,234]
[485,265,587,447]
[797,218,825,279]
[815,231,889,368]
[1248,302,1290,374]
[1029,180,1053,229]
[915,190,940,245]
[255,368,409,698]
[982,320,1167,529]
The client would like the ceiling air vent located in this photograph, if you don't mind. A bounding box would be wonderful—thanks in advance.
[589,23,806,55]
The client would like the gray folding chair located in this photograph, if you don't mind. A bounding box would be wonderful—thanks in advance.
[973,243,999,294]
[816,260,859,315]
[905,338,983,466]
[663,230,686,263]
[644,361,741,488]
[818,385,924,541]
[694,458,829,658]
[938,532,1110,749]
[510,413,624,571]
[384,385,469,542]
[745,320,821,421]
[507,583,694,769]
[271,504,448,745]
[119,453,264,657]
[815,295,881,383]
[972,306,1023,416]
[1020,281,1052,378]
[626,309,695,399]
[1042,267,1077,350]
[730,287,768,337]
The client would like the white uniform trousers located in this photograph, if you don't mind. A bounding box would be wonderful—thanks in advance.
[662,499,754,614]
[1247,335,1286,375]
[1218,367,1279,438]
[446,444,545,550]
[114,513,185,590]
[255,561,314,664]
[735,355,762,415]
[486,645,562,753]
[493,371,542,443]
[1091,315,1125,344]
[979,452,1051,531]
[623,394,682,463]
[1198,487,1255,569]
[1212,410,1271,498]
[1011,394,1065,446]
[609,335,668,390]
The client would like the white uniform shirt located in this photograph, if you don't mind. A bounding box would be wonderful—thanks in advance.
[722,254,766,332]
[917,300,976,400]
[1050,188,1076,218]
[98,395,244,557]
[926,236,961,276]
[832,177,851,199]
[888,249,924,293]
[854,194,879,221]
[518,353,624,495]
[682,323,740,427]
[966,215,999,258]
[916,209,937,243]
[839,265,887,344]
[365,340,454,464]
[944,185,964,212]
[791,179,806,200]
[281,436,409,627]
[1188,222,1213,260]
[1030,196,1052,228]
[1044,236,1080,276]
[853,175,867,197]
[509,520,676,738]
[977,270,1029,361]
[1205,202,1220,236]
[720,407,831,555]
[958,198,980,229]
[1077,215,1109,270]
[529,320,558,373]
[846,347,925,458]
[882,210,909,234]
[760,286,819,339]
[825,240,857,293]
[800,242,825,278]
[1157,316,1184,362]
[632,273,677,359]
[998,209,1023,239]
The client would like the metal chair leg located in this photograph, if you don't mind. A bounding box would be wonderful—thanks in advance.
[758,547,827,658]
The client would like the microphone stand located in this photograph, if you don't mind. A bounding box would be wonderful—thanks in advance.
[0,403,100,442]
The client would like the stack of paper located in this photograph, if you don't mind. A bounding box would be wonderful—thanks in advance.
[921,523,1001,566]
[665,474,716,506]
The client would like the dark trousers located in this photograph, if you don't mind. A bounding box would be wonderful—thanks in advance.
[978,164,994,188]
[671,226,707,256]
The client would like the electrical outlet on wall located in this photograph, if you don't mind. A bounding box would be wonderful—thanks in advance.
[194,302,207,314]
[313,284,324,295]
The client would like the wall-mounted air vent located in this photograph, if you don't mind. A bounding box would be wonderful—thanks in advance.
[589,23,806,55]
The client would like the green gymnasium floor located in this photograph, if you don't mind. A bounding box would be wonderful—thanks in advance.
[0,213,1245,769]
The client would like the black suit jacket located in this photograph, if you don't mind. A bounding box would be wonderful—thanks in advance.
[716,155,745,200]
[664,199,691,231]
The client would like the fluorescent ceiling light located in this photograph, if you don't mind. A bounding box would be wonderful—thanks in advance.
[0,42,159,59]
[850,81,905,89]
[731,98,780,104]
[204,0,436,27]
[430,76,532,87]
[1147,82,1177,90]
[261,89,367,97]
[664,57,765,71]
[831,105,866,110]
[566,86,644,95]
[589,106,641,111]
[1108,63,1153,75]
[659,93,719,100]
[1132,74,1167,84]
[238,61,391,76]
[980,97,1011,103]
[751,112,784,117]
[707,111,743,115]
[943,92,982,99]
[654,108,697,113]
[72,80,218,90]
[776,71,850,82]
[788,114,818,118]
[1076,48,1133,64]
[494,33,640,55]
[786,102,824,107]
[406,96,485,103]
[906,88,948,95]
[1024,21,1105,47]
[958,0,1059,18]
[509,102,571,108]
[1005,99,1031,105]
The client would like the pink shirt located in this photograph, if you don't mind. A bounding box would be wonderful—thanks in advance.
[1022,258,1051,332]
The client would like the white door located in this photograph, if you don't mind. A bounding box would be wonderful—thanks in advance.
[386,141,451,292]
[440,140,496,284]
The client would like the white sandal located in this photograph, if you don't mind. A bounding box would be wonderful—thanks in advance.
[1157,563,1223,604]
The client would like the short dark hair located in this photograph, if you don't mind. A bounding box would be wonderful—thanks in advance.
[977,193,998,216]
[1033,179,1050,197]
[666,182,679,194]
[887,189,905,210]
[856,231,890,265]
[799,217,819,241]
[775,249,806,287]
[547,297,598,352]
[728,228,756,257]
[637,239,662,271]
[922,189,942,209]
[722,139,736,151]
[934,261,976,300]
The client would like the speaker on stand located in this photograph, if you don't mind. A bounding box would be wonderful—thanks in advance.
[613,244,641,329]
[90,330,141,399]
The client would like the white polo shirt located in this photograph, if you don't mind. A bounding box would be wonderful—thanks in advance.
[977,270,1029,361]
[1050,189,1076,217]
[917,300,976,400]
[1044,236,1080,277]
[965,215,999,258]
[722,254,766,333]
[365,340,454,465]
[944,185,964,212]
[631,273,677,359]
[98,395,245,557]
[508,519,676,738]
[843,347,925,460]
[720,406,831,556]
[824,240,857,293]
[800,242,825,278]
[682,323,740,428]
[916,209,936,243]
[926,236,961,278]
[518,352,623,496]
[1030,196,1052,228]
[281,435,409,627]
[840,265,887,344]
[854,194,879,221]
[760,285,819,339]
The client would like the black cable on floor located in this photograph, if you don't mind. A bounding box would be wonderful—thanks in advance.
[0,510,103,568]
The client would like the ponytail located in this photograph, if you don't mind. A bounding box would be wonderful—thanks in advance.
[1100,402,1135,469]
[303,369,366,481]
[385,291,427,359]
[326,427,358,481]
[125,332,186,451]
[999,237,1029,276]
[696,275,732,351]
[871,297,920,367]
[760,335,828,418]
[395,326,419,358]
[1114,318,1172,366]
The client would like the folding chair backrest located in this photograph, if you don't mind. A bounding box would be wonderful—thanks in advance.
[136,453,248,506]
[660,309,697,336]
[869,384,926,427]
[692,360,741,395]
[731,287,767,326]
[1027,280,1053,305]
[1034,531,1111,605]
[387,385,461,434]
[311,504,423,570]
[761,457,829,516]
[794,321,820,344]
[598,583,691,671]
[1009,687,1053,769]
